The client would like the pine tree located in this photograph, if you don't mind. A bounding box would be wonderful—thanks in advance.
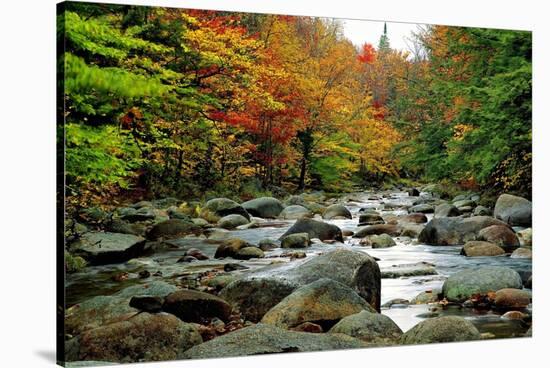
[378,22,390,52]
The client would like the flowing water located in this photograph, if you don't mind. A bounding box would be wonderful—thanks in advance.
[65,190,532,337]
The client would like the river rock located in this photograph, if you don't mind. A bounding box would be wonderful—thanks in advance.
[279,218,343,242]
[163,289,232,322]
[220,278,296,323]
[517,228,532,248]
[473,205,491,216]
[494,193,532,226]
[419,216,509,245]
[119,206,156,222]
[70,232,146,265]
[279,205,313,220]
[74,312,202,363]
[400,316,480,344]
[182,323,366,359]
[477,225,520,250]
[434,203,460,218]
[329,310,402,343]
[129,295,163,312]
[399,213,428,223]
[234,246,265,260]
[410,290,440,304]
[400,223,425,238]
[494,288,531,309]
[442,266,523,302]
[368,234,396,248]
[217,214,249,229]
[323,204,352,220]
[354,224,401,238]
[453,199,476,208]
[214,238,252,258]
[200,198,250,222]
[261,279,375,329]
[105,219,146,236]
[281,233,311,248]
[380,262,437,278]
[66,281,178,335]
[242,197,284,218]
[358,212,385,225]
[220,249,381,320]
[510,247,532,259]
[408,204,434,214]
[146,219,200,240]
[460,241,505,257]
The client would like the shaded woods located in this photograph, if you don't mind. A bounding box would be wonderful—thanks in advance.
[58,3,531,209]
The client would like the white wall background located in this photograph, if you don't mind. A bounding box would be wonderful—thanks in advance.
[0,0,547,367]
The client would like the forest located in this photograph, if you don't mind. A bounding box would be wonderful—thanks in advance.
[58,3,532,209]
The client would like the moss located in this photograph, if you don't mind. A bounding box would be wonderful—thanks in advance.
[65,251,87,273]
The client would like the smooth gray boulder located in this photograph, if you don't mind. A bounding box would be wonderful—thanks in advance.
[217,214,249,229]
[281,232,311,248]
[70,232,146,265]
[329,310,402,343]
[323,204,352,220]
[200,198,250,222]
[182,323,366,358]
[279,205,313,220]
[434,203,460,218]
[400,316,480,344]
[147,219,200,240]
[219,249,381,322]
[280,218,343,241]
[242,197,284,218]
[261,279,375,329]
[442,266,523,302]
[494,193,532,226]
[419,216,509,245]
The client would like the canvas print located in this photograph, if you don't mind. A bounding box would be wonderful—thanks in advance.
[57,1,532,366]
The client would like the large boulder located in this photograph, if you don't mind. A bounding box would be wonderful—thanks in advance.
[434,203,460,218]
[146,219,200,240]
[442,266,523,302]
[494,194,532,226]
[73,312,202,363]
[219,249,381,321]
[477,225,520,250]
[220,278,297,323]
[418,216,509,245]
[400,316,480,344]
[281,233,311,248]
[329,310,402,343]
[358,212,385,226]
[517,228,532,248]
[70,232,146,265]
[460,241,506,257]
[353,224,401,238]
[261,279,375,329]
[217,214,249,229]
[279,218,343,242]
[200,198,250,222]
[214,238,251,259]
[162,289,232,323]
[408,204,434,214]
[510,248,532,259]
[399,213,427,224]
[234,246,265,260]
[494,288,531,309]
[323,204,352,220]
[65,282,178,335]
[182,323,366,359]
[242,197,284,218]
[367,234,396,249]
[279,205,313,220]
